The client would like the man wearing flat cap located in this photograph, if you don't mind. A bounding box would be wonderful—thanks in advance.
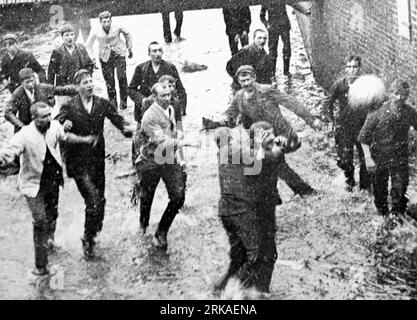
[86,11,133,110]
[48,24,95,88]
[0,34,46,93]
[217,65,322,197]
[5,68,77,134]
[226,29,274,92]
[48,23,95,113]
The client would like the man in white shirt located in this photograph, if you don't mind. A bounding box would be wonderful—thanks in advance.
[0,102,97,277]
[86,11,133,110]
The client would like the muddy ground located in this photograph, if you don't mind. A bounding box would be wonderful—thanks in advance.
[1,6,417,300]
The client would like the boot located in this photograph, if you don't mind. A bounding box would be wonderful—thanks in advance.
[81,236,96,259]
[153,230,168,250]
[345,171,355,192]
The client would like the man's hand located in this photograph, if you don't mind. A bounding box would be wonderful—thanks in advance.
[274,136,288,148]
[262,22,271,30]
[128,49,133,59]
[310,118,323,131]
[63,120,73,131]
[85,135,99,147]
[122,123,136,138]
[261,131,275,149]
[270,144,284,161]
[234,34,240,43]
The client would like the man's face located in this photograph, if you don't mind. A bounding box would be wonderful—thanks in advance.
[161,80,176,93]
[149,44,163,63]
[238,73,256,91]
[34,107,52,133]
[62,31,75,46]
[100,17,112,31]
[22,77,36,91]
[253,31,267,49]
[346,60,361,76]
[77,75,94,98]
[155,87,171,108]
[4,40,18,56]
[393,87,410,104]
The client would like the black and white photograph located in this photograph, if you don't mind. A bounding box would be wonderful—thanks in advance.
[1,0,417,303]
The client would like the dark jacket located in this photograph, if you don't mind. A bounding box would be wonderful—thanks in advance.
[56,94,130,176]
[226,43,274,88]
[47,43,95,86]
[5,83,77,132]
[224,82,310,148]
[260,3,291,32]
[217,127,283,217]
[128,60,187,122]
[321,74,368,139]
[0,49,46,93]
[359,100,417,164]
[223,6,251,35]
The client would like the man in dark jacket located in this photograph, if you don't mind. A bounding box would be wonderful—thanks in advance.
[0,33,46,94]
[214,121,297,295]
[359,80,417,227]
[260,1,311,76]
[48,24,95,87]
[321,55,371,191]
[226,29,274,92]
[222,6,251,56]
[128,41,187,121]
[5,68,77,133]
[219,65,321,196]
[56,69,134,258]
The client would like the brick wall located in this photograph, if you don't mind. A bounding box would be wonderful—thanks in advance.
[298,0,417,103]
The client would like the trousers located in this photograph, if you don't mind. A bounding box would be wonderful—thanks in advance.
[72,162,106,241]
[335,130,371,190]
[138,162,186,234]
[100,50,128,108]
[227,32,249,56]
[25,182,60,269]
[219,203,277,292]
[373,160,409,216]
[162,11,183,42]
[268,28,291,74]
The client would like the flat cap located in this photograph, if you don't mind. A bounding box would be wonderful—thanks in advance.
[74,69,92,84]
[2,33,17,43]
[60,23,75,35]
[235,64,254,77]
[98,11,112,20]
[18,68,34,81]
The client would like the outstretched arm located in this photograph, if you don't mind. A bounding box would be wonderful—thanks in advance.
[0,133,24,166]
[5,95,25,130]
[274,88,320,129]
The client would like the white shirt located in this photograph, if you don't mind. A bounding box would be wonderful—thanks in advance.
[82,98,93,114]
[86,24,132,63]
[0,121,67,197]
[24,88,35,103]
[65,46,75,55]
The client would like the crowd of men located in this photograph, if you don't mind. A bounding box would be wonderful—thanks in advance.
[0,4,416,298]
